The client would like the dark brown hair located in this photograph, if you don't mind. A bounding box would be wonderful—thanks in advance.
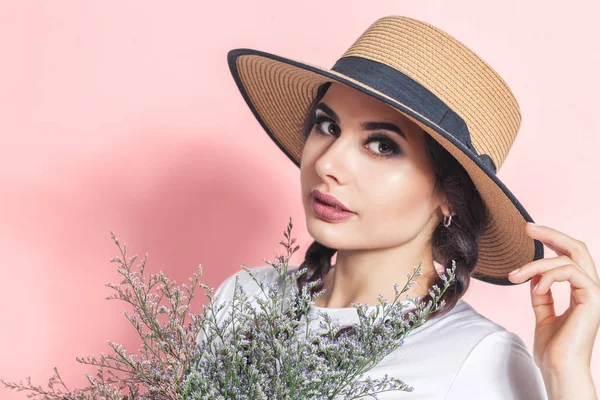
[291,82,489,331]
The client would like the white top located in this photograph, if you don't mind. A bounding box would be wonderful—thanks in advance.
[197,265,548,399]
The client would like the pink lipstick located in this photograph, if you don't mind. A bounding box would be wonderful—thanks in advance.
[311,190,356,222]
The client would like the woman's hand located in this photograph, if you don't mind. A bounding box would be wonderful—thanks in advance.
[508,222,600,397]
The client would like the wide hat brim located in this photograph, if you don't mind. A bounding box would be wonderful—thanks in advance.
[226,47,544,286]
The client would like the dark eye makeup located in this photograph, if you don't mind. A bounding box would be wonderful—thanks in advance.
[311,113,402,159]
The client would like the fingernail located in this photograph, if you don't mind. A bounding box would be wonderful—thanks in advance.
[533,282,540,292]
[509,268,520,275]
[527,222,538,227]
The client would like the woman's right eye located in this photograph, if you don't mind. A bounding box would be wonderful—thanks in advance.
[313,115,340,136]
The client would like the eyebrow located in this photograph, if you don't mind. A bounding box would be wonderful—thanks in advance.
[314,102,407,141]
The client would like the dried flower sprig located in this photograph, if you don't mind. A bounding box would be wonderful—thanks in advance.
[184,218,456,399]
[1,217,456,400]
[1,229,215,399]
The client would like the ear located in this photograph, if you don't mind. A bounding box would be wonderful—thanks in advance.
[440,203,454,217]
[434,191,453,217]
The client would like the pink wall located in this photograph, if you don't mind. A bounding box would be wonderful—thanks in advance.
[1,1,598,398]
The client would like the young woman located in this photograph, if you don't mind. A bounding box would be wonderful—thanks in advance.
[199,15,599,399]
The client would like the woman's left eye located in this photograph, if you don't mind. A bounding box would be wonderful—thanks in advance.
[365,133,401,158]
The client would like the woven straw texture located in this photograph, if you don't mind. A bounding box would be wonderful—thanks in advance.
[230,16,538,284]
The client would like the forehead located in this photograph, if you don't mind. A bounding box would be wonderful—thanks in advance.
[319,82,424,138]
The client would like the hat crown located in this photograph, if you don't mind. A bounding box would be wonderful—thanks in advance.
[338,16,521,172]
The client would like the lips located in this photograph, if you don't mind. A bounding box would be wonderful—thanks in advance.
[311,189,354,213]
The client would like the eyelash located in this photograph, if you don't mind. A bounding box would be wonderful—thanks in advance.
[311,115,402,158]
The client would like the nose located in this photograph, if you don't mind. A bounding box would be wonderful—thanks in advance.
[314,134,355,185]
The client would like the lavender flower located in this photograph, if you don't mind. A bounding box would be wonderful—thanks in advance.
[1,217,456,399]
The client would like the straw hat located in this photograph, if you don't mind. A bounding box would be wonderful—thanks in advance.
[225,15,544,286]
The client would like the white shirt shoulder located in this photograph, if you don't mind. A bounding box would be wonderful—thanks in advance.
[444,329,547,399]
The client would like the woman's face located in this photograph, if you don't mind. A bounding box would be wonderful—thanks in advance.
[300,82,444,252]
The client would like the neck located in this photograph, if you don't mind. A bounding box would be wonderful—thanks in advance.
[312,243,440,309]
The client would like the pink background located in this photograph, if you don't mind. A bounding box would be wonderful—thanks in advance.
[1,1,598,398]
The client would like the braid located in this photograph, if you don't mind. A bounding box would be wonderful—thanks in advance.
[294,240,336,296]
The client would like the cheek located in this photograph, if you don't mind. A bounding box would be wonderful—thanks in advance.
[300,135,319,171]
[300,138,321,205]
[361,169,435,232]
[300,141,316,175]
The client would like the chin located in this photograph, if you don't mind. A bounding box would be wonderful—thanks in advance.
[305,217,350,248]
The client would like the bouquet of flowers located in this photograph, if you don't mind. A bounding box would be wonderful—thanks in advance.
[1,218,456,399]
